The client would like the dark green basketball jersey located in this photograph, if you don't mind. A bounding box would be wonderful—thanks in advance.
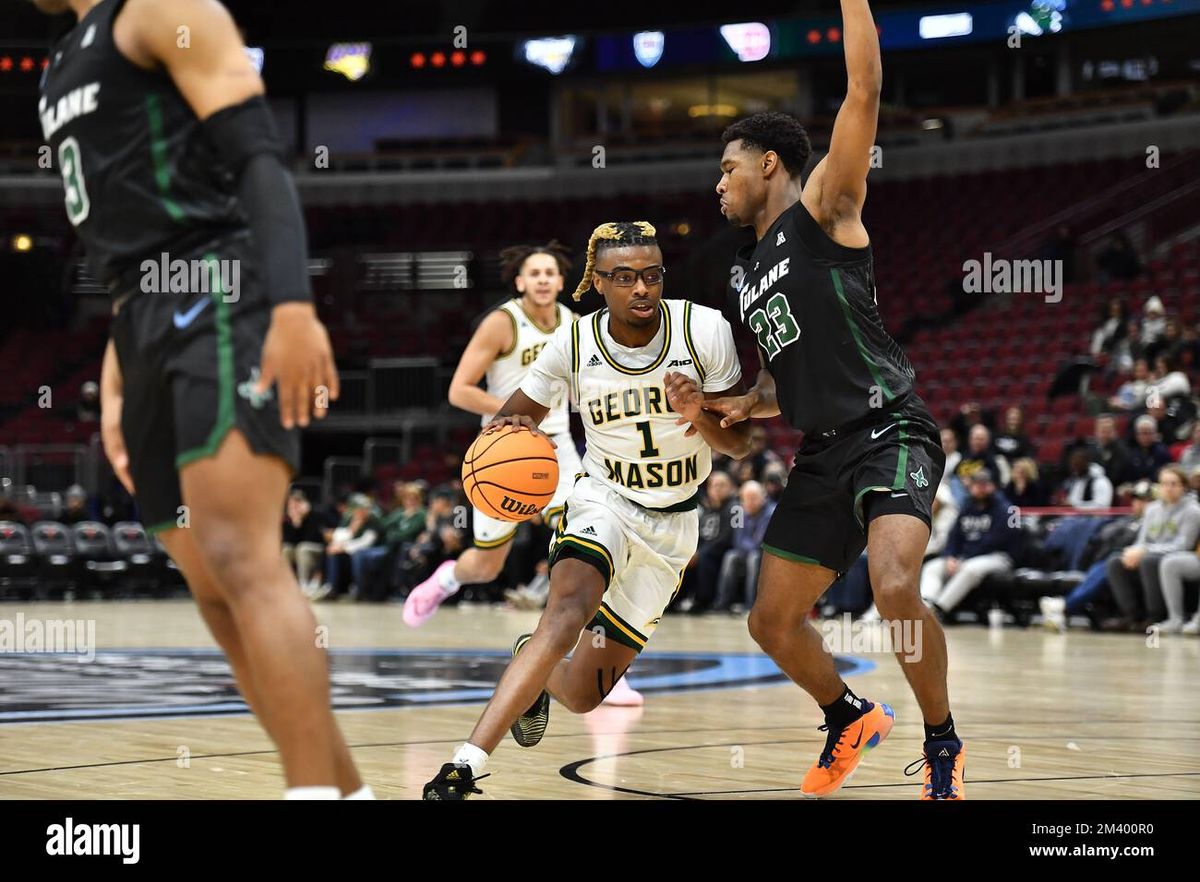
[38,0,243,292]
[730,200,917,436]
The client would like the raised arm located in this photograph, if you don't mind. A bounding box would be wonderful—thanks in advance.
[448,310,515,416]
[802,0,881,242]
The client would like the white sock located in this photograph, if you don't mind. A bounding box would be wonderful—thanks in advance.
[284,786,341,800]
[343,785,376,800]
[452,742,489,777]
[438,561,463,596]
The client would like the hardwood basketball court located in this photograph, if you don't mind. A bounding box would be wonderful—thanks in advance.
[0,600,1196,799]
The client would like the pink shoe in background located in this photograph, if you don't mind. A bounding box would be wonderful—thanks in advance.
[403,560,457,628]
[601,674,644,707]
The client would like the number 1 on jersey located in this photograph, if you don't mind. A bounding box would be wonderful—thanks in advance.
[635,421,659,458]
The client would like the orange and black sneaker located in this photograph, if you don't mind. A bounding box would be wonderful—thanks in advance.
[905,740,966,800]
[422,762,489,800]
[800,701,895,798]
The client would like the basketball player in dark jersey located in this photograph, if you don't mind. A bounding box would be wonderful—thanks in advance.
[706,0,964,799]
[34,0,368,799]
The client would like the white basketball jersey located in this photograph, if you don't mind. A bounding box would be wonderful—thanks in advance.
[483,299,573,435]
[568,299,734,509]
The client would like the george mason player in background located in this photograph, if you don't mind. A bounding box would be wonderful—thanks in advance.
[709,0,964,799]
[422,222,751,798]
[403,241,643,705]
[34,0,367,798]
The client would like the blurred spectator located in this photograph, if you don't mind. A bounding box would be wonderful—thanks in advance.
[398,489,466,592]
[1039,480,1155,631]
[76,381,100,423]
[681,471,737,613]
[1005,457,1048,508]
[1150,353,1190,402]
[1146,316,1186,367]
[1060,447,1113,511]
[920,469,1019,618]
[1041,224,1077,284]
[733,458,757,485]
[745,426,784,479]
[1177,423,1200,472]
[282,489,324,594]
[1088,414,1129,484]
[1155,530,1200,634]
[1109,357,1151,411]
[1183,321,1200,370]
[354,482,428,601]
[1138,297,1165,350]
[1090,297,1129,358]
[993,406,1035,461]
[314,493,381,600]
[1141,394,1188,447]
[1108,317,1143,374]
[1096,232,1142,282]
[762,466,786,504]
[954,424,1009,488]
[1122,415,1171,483]
[60,484,91,525]
[950,401,986,448]
[1103,465,1200,631]
[941,427,965,507]
[712,481,775,612]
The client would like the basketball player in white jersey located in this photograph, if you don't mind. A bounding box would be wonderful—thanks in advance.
[423,221,752,798]
[404,242,581,630]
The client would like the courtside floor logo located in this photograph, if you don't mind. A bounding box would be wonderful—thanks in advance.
[0,649,872,724]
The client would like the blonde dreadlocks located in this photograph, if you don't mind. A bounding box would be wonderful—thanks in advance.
[570,221,658,301]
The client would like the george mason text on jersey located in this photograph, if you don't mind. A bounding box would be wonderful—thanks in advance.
[39,83,102,140]
[582,378,699,491]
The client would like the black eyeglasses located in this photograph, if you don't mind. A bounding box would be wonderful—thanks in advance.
[595,265,666,287]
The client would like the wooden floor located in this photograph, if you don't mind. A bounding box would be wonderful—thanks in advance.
[0,599,1197,799]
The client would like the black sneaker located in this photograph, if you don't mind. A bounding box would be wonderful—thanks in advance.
[509,633,550,747]
[422,762,488,800]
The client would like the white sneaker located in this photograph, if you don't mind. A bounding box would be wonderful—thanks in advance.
[1182,617,1200,636]
[1039,596,1066,632]
[308,582,333,601]
[601,675,644,707]
[859,605,881,623]
[1152,617,1185,634]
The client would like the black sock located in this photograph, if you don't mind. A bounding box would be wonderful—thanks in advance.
[924,714,958,744]
[821,686,872,730]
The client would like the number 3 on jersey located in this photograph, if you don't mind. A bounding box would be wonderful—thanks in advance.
[747,292,799,360]
[58,136,91,226]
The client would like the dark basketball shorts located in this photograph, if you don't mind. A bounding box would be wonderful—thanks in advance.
[110,234,299,534]
[762,399,946,575]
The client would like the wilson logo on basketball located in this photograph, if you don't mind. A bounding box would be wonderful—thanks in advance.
[500,496,540,516]
[532,472,549,480]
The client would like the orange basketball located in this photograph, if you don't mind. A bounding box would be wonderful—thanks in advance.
[461,425,559,523]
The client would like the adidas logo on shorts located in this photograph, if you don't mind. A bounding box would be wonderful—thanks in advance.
[586,354,602,367]
[579,526,598,536]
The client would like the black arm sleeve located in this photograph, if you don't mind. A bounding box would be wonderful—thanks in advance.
[201,96,311,306]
